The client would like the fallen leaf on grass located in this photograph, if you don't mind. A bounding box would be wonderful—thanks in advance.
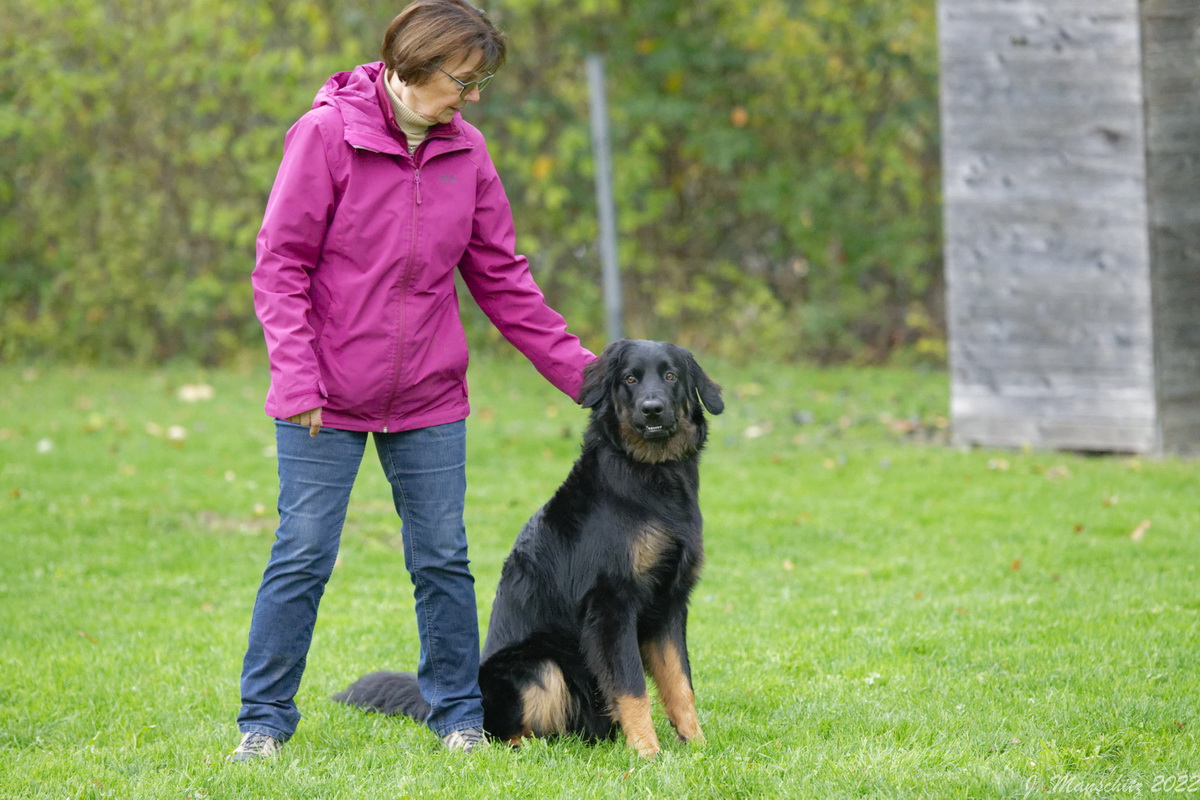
[1130,520,1151,542]
[177,384,214,403]
[1010,558,1022,571]
[743,423,773,439]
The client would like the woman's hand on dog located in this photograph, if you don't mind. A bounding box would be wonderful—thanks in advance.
[286,408,323,437]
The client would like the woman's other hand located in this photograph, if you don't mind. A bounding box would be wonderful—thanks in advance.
[286,408,323,437]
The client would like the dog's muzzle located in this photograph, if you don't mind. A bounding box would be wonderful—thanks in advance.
[635,398,676,439]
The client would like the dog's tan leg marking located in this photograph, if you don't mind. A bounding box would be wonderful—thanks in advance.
[642,640,705,744]
[613,694,661,758]
[519,661,572,737]
[631,524,672,578]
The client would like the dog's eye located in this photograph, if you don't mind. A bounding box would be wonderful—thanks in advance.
[664,372,677,382]
[625,375,638,385]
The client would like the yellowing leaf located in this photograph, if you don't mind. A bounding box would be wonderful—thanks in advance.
[530,155,554,181]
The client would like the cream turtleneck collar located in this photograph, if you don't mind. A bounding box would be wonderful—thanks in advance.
[383,70,439,154]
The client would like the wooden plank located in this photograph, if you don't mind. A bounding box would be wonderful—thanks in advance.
[944,241,1151,287]
[952,416,1158,453]
[943,197,1146,229]
[948,345,1156,377]
[1143,0,1200,456]
[1158,419,1200,457]
[942,155,1147,205]
[941,107,1144,154]
[1152,235,1200,288]
[1146,115,1200,155]
[952,378,1157,406]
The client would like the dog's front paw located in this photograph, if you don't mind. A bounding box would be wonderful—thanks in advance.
[634,739,661,759]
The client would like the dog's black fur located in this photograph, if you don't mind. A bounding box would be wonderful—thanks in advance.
[333,340,723,757]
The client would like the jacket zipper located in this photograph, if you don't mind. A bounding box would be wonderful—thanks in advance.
[378,139,470,433]
[381,161,424,433]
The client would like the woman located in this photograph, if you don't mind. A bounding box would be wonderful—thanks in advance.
[232,0,594,760]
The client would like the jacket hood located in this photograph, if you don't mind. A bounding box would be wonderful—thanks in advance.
[312,61,461,155]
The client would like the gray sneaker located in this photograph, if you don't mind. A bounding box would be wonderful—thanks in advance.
[228,731,283,762]
[442,727,488,753]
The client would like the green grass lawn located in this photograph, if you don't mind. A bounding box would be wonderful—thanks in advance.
[1,355,1197,799]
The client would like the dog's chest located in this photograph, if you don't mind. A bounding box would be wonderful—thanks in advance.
[631,523,674,578]
[628,521,699,586]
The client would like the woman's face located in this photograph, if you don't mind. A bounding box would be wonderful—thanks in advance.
[399,51,487,124]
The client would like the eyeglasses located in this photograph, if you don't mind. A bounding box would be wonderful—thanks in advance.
[437,67,494,98]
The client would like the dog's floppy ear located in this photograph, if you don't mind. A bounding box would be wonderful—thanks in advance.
[579,339,630,409]
[681,347,724,415]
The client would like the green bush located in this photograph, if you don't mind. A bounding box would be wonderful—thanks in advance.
[1,0,942,365]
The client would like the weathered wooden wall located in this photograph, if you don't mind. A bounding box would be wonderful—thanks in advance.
[939,0,1200,455]
[1144,0,1200,453]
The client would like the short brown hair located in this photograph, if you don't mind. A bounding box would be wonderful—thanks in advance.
[381,0,507,86]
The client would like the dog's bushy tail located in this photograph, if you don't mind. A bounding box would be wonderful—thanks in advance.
[331,671,430,720]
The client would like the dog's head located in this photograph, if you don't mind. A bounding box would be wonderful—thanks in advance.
[580,339,724,463]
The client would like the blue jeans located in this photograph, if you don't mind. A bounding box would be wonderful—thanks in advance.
[237,419,483,741]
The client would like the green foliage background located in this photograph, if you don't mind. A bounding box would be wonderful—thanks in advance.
[1,0,943,365]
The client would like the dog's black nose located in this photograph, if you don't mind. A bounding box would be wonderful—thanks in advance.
[640,399,665,418]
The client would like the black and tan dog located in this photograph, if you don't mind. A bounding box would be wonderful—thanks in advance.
[333,339,723,757]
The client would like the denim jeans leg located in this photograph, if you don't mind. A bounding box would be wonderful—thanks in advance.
[374,420,483,737]
[237,421,367,740]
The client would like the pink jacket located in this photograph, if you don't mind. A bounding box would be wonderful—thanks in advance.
[253,62,594,432]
